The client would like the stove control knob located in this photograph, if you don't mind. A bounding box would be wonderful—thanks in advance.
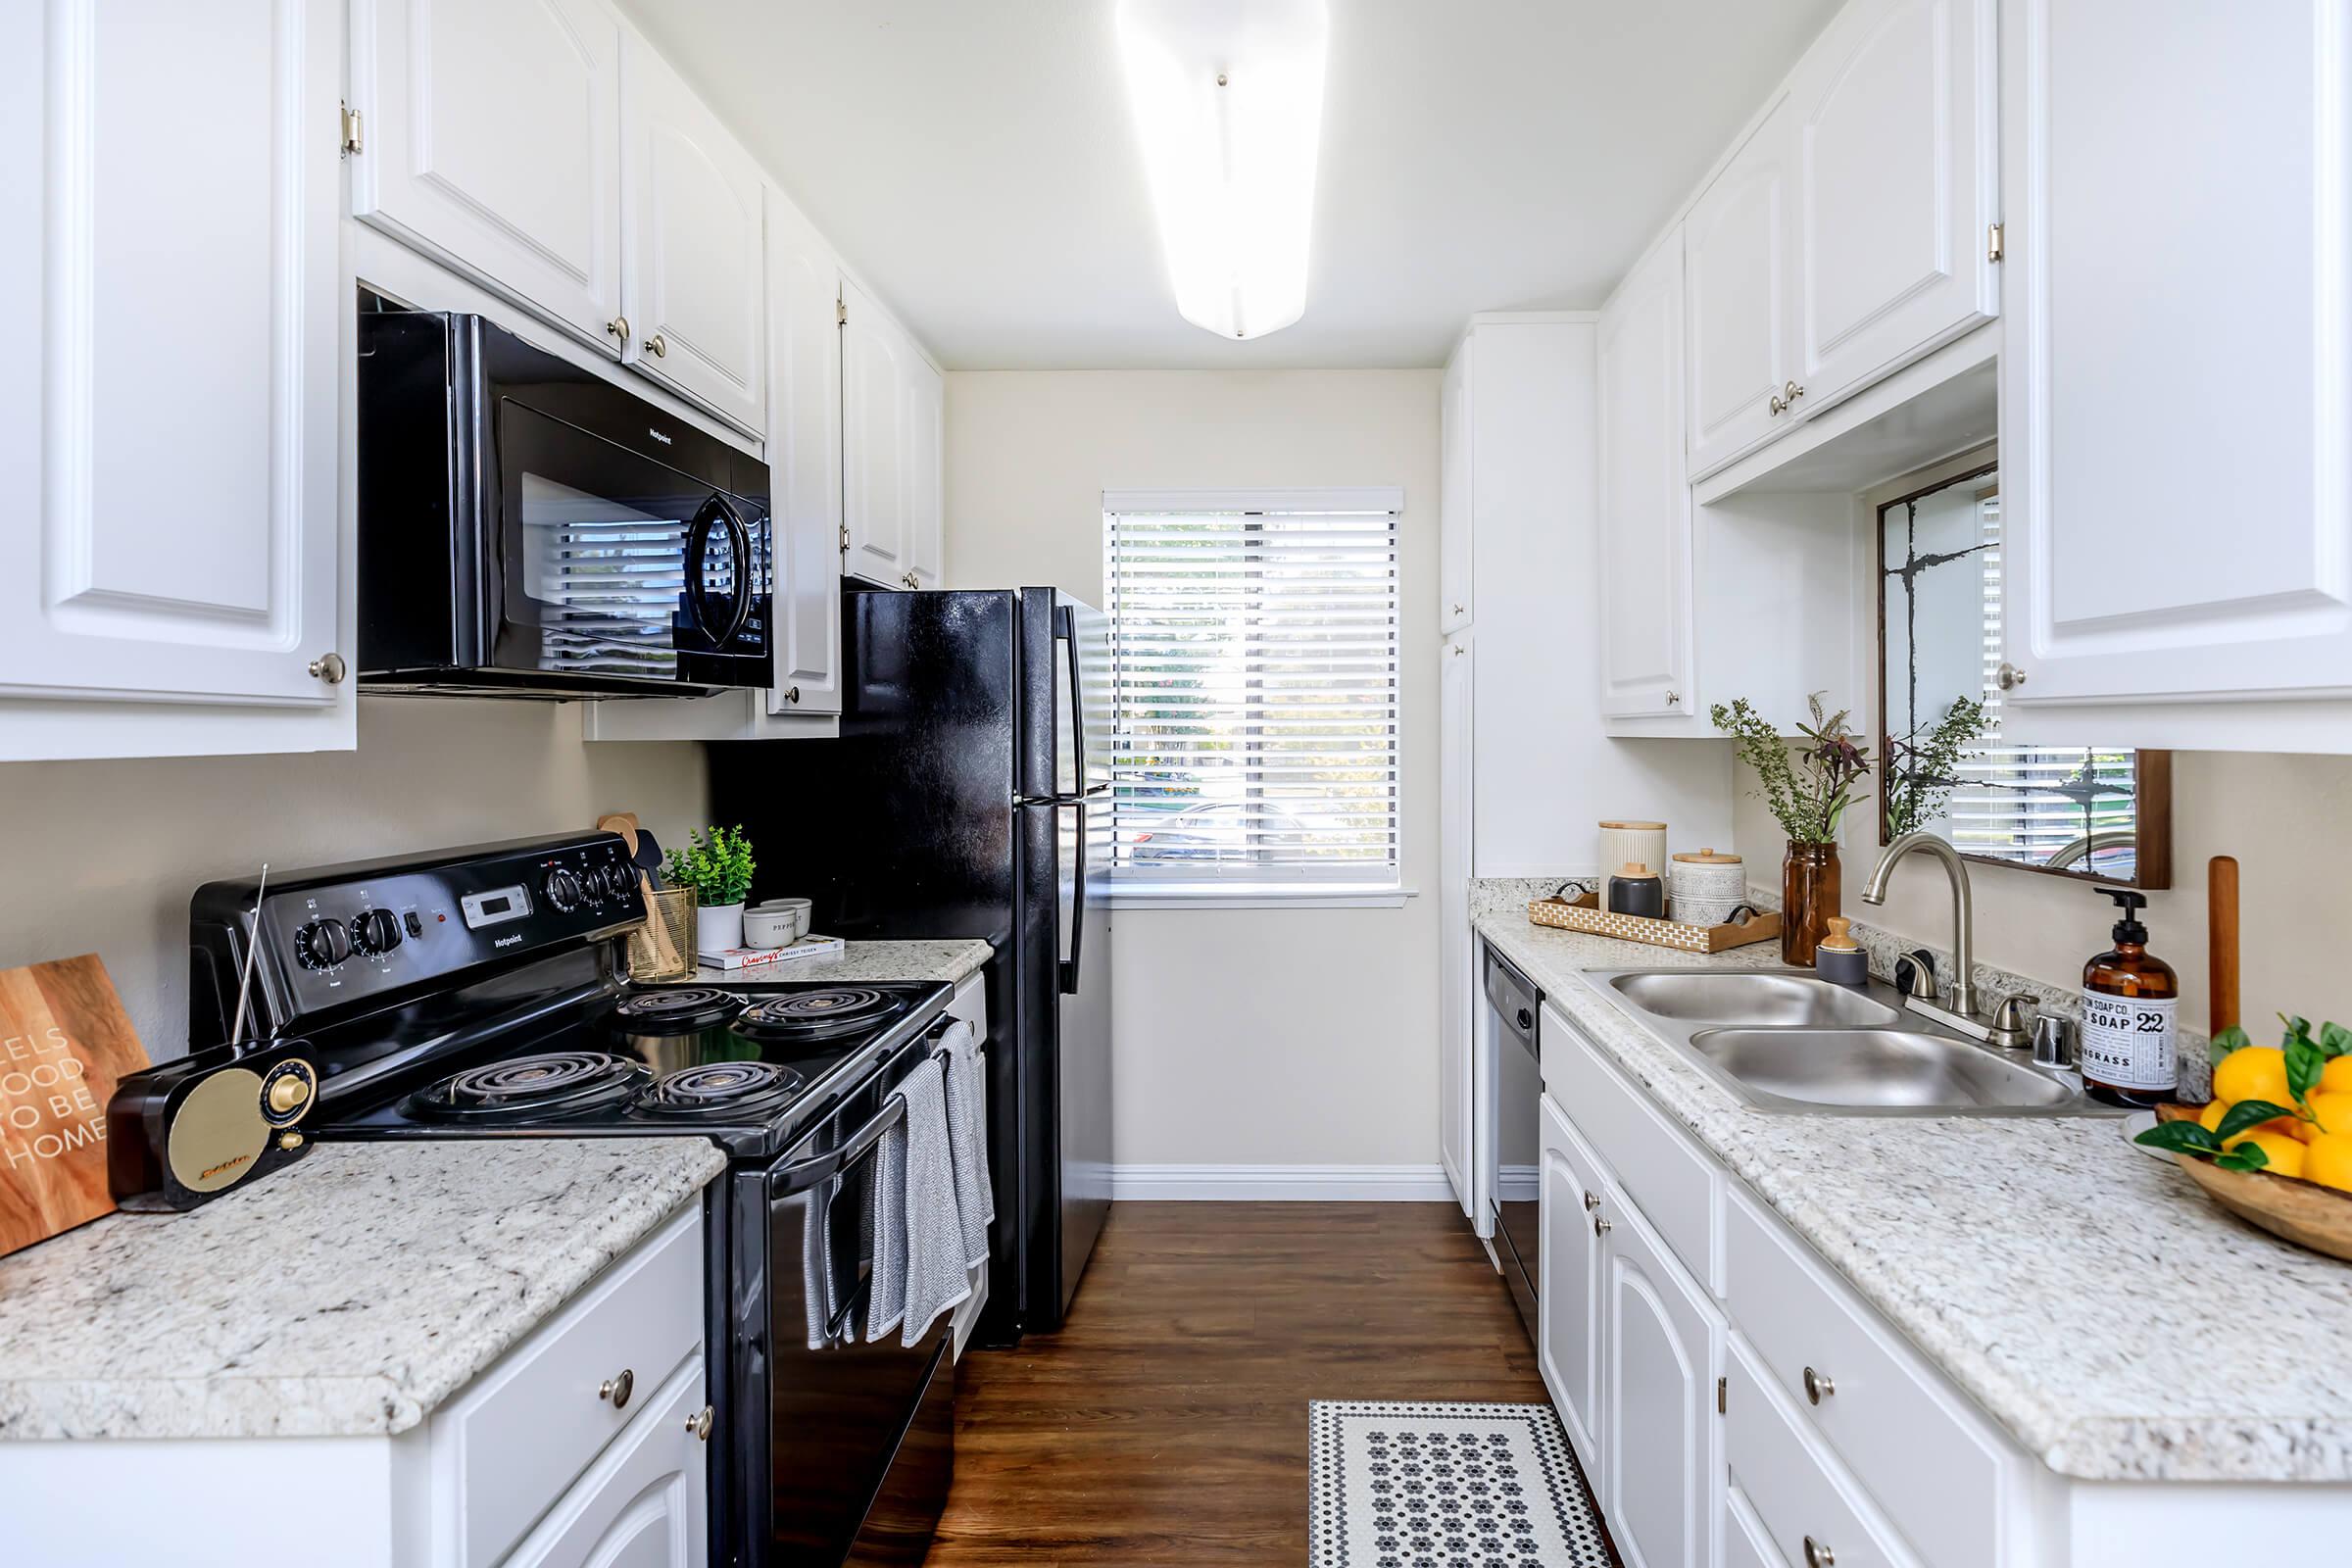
[295,917,351,969]
[544,867,583,913]
[350,907,403,956]
[604,862,636,901]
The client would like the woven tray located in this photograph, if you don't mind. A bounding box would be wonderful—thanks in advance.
[1528,891,1782,955]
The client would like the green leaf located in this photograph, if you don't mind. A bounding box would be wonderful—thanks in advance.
[2215,1101,2298,1141]
[2215,1144,2272,1173]
[2280,1013,2314,1049]
[2210,1024,2252,1067]
[2287,1036,2327,1102]
[2133,1121,2224,1156]
[2322,1021,2352,1059]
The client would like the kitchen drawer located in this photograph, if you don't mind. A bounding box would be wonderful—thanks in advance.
[1725,1188,2006,1568]
[1724,1484,1791,1568]
[1726,1335,1920,1568]
[1541,1001,1721,1294]
[431,1200,706,1567]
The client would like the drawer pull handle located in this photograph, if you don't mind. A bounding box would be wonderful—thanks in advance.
[1582,1191,1600,1212]
[1803,1365,1835,1404]
[599,1368,635,1410]
[1592,1213,1612,1237]
[686,1404,714,1442]
[1804,1535,1835,1568]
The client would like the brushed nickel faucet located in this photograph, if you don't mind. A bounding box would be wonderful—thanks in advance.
[1861,831,2027,1049]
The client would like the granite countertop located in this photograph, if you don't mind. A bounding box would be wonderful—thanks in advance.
[0,1139,725,1442]
[668,938,994,988]
[1472,888,2352,1484]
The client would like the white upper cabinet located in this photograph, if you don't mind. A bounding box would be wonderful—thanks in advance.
[1998,0,2352,747]
[764,185,845,716]
[1440,343,1475,633]
[1685,96,1796,478]
[1789,0,1997,415]
[621,33,765,436]
[841,279,943,591]
[0,0,346,760]
[350,0,626,356]
[1598,240,1694,720]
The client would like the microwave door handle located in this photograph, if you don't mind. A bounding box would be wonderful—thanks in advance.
[686,496,756,647]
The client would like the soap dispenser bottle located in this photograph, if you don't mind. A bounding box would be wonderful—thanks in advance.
[2079,888,2180,1107]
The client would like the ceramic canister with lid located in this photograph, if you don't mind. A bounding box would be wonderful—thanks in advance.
[1669,848,1744,925]
[1599,821,1667,889]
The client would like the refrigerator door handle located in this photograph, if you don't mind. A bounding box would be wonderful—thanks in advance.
[1060,798,1086,996]
[1056,602,1085,799]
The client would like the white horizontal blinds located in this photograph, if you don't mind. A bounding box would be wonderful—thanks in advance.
[1105,496,1400,886]
[1948,491,2139,876]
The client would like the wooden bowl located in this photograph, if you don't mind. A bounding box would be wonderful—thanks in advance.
[2153,1103,2352,1261]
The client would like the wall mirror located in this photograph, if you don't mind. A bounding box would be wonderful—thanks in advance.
[1877,461,2172,888]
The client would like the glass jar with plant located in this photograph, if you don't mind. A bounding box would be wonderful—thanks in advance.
[1710,694,1874,965]
[664,825,757,953]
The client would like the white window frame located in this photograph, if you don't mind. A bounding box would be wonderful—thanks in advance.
[1103,486,1408,910]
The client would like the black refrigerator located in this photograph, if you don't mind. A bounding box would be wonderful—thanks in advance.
[709,586,1112,1341]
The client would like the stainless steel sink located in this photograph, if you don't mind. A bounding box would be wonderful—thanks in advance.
[1582,967,2116,1118]
[1607,971,1900,1028]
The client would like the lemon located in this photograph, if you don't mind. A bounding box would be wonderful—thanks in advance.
[2198,1100,2231,1133]
[2304,1132,2352,1193]
[2213,1045,2291,1107]
[2320,1055,2352,1096]
[2303,1091,2352,1137]
[2230,1129,2306,1178]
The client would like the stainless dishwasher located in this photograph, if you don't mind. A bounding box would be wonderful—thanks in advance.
[1482,947,1543,1340]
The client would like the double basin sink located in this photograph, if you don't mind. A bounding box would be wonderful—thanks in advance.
[1583,968,2115,1117]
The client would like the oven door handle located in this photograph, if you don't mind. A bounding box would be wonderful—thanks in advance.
[770,1021,955,1197]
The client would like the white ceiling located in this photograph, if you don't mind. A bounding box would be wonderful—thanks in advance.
[615,1,1843,370]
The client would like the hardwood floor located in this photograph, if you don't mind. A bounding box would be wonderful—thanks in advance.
[926,1201,1550,1565]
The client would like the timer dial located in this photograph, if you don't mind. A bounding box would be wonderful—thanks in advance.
[350,907,404,956]
[295,917,351,969]
[544,867,583,913]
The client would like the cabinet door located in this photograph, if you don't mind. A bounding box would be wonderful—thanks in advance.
[1539,1095,1608,1485]
[620,33,764,435]
[1685,96,1796,478]
[903,355,946,589]
[1437,629,1475,1216]
[506,1357,709,1568]
[1440,341,1475,632]
[1598,242,1695,720]
[351,0,624,355]
[763,185,844,716]
[841,276,910,588]
[1790,0,1997,415]
[1998,0,2352,718]
[1601,1185,1722,1568]
[0,0,344,756]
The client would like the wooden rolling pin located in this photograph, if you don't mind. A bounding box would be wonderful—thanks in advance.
[2209,855,2239,1038]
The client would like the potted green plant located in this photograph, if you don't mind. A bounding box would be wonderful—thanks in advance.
[1710,694,1873,965]
[664,825,757,952]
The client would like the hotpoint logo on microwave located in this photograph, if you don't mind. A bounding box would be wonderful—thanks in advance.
[647,427,674,446]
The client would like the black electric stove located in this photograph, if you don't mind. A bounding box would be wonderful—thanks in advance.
[185,834,961,1568]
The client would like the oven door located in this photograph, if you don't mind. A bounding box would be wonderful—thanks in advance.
[740,1046,954,1566]
[496,399,772,691]
[1484,949,1543,1340]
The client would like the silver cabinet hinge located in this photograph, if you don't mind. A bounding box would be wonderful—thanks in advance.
[340,102,364,156]
[1716,1376,1728,1415]
[1986,222,2004,264]
[839,522,851,554]
[836,297,848,327]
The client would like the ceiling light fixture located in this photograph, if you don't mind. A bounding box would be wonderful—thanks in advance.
[1115,0,1329,341]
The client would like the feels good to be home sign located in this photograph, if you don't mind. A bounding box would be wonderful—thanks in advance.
[0,956,149,1258]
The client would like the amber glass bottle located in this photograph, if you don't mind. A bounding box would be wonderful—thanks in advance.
[2079,889,2180,1107]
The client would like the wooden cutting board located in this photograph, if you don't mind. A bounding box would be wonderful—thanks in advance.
[0,956,150,1258]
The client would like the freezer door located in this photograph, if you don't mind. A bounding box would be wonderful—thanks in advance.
[1018,588,1112,803]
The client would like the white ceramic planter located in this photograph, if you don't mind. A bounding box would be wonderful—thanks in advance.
[700,901,745,952]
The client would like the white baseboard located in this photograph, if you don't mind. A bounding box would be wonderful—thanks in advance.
[1109,1163,1524,1201]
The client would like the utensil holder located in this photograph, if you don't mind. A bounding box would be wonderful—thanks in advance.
[626,887,700,981]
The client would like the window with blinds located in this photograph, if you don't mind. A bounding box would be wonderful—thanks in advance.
[1103,489,1401,892]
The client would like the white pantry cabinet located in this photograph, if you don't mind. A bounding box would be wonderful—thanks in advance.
[1995,0,2352,751]
[1440,344,1476,633]
[0,0,348,760]
[764,184,847,716]
[1596,237,1694,720]
[620,32,766,436]
[349,0,627,356]
[1437,627,1475,1217]
[841,277,945,591]
[1683,95,1796,479]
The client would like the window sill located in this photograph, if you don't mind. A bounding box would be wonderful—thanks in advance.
[1107,886,1418,910]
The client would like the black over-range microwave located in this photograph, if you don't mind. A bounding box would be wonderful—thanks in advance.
[357,308,772,698]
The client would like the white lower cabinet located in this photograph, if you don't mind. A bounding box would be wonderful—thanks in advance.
[1536,1094,1605,1480]
[1598,1178,1724,1568]
[1723,1486,1788,1568]
[506,1356,710,1568]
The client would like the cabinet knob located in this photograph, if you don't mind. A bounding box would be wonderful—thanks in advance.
[1804,1536,1835,1568]
[1996,662,2028,690]
[1450,643,1465,656]
[643,332,667,358]
[686,1404,714,1442]
[1803,1365,1835,1404]
[784,686,801,705]
[606,315,630,342]
[1768,380,1807,416]
[1592,1213,1612,1237]
[1664,690,1680,706]
[307,651,347,684]
[1451,603,1464,616]
[598,1368,635,1409]
[1582,1191,1600,1212]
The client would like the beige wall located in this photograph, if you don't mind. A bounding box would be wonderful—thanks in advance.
[0,702,705,1058]
[1734,445,2352,1037]
[948,368,1443,1168]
